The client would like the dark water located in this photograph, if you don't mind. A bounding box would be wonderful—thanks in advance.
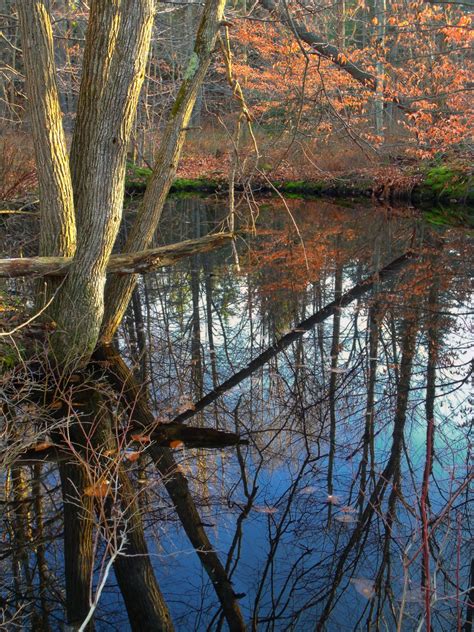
[2,196,473,630]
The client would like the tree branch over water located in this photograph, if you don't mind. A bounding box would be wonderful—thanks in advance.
[0,233,233,278]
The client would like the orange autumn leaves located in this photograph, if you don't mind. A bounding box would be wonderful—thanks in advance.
[242,201,359,297]
[226,5,472,158]
[82,439,185,498]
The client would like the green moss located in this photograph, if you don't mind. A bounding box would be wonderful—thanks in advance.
[183,52,199,80]
[423,165,473,201]
[170,177,221,192]
[423,205,474,229]
[125,162,152,193]
[277,181,325,196]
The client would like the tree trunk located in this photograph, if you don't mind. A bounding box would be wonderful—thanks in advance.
[17,0,75,260]
[100,0,227,343]
[52,0,155,364]
[17,0,76,318]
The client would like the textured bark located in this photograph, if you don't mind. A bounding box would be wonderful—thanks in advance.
[100,0,227,343]
[16,1,76,260]
[0,233,232,278]
[52,0,155,363]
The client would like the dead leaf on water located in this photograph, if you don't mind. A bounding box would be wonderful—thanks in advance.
[169,440,184,449]
[253,505,278,514]
[351,578,375,599]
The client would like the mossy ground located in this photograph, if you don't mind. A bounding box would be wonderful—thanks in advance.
[417,165,473,203]
[125,161,474,208]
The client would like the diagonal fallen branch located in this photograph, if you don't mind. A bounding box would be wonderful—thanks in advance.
[0,233,233,278]
[170,250,418,425]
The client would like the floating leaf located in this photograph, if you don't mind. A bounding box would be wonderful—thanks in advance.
[253,505,278,514]
[131,433,151,444]
[124,450,140,462]
[329,367,346,374]
[34,441,53,452]
[84,481,110,498]
[396,586,427,603]
[298,485,317,494]
[335,513,357,524]
[48,400,63,410]
[170,440,184,449]
[326,495,340,505]
[351,578,375,599]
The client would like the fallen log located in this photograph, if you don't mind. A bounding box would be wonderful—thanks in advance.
[0,233,233,278]
[16,425,247,463]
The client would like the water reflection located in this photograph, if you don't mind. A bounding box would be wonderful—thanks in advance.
[2,196,473,631]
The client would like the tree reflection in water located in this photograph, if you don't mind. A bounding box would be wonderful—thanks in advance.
[1,197,472,631]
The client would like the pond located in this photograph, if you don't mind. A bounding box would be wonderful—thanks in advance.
[2,195,473,631]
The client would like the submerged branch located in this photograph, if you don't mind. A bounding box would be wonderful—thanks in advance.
[16,424,246,463]
[0,233,233,278]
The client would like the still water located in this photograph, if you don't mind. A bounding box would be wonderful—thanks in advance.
[2,195,473,630]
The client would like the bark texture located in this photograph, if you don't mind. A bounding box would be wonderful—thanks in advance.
[52,0,155,363]
[0,234,232,278]
[17,1,76,260]
[100,0,227,343]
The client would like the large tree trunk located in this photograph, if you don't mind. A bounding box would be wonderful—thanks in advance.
[100,0,227,343]
[16,0,76,316]
[51,0,155,364]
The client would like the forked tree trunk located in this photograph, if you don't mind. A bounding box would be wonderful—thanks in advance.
[100,0,227,343]
[18,3,157,630]
[52,0,155,364]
